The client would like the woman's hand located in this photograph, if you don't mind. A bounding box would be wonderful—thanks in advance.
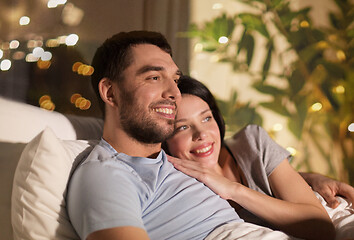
[300,172,354,208]
[167,155,239,200]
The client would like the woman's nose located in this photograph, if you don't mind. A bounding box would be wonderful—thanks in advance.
[192,128,207,141]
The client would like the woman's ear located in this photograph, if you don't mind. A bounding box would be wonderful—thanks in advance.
[98,78,117,107]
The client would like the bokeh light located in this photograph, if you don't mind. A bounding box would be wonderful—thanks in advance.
[65,34,79,46]
[0,49,3,59]
[19,16,30,25]
[348,123,354,132]
[9,40,20,49]
[310,102,322,112]
[286,147,297,156]
[218,36,229,44]
[41,51,52,61]
[39,95,55,111]
[37,60,51,69]
[0,59,11,71]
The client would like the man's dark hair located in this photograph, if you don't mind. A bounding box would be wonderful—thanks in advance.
[91,31,172,115]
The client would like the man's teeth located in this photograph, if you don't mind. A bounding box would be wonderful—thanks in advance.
[195,145,212,154]
[153,108,173,114]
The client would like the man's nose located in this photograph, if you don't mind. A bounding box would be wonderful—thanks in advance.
[162,78,181,102]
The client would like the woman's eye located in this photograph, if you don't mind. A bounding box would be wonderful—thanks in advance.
[175,125,188,132]
[202,116,212,123]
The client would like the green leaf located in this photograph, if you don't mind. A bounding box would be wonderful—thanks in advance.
[262,41,273,81]
[238,30,255,66]
[288,69,306,96]
[238,13,270,39]
[252,81,287,96]
[259,100,291,117]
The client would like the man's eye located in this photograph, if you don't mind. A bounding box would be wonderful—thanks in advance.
[152,76,159,80]
[174,78,180,84]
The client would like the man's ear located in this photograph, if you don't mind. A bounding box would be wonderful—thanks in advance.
[98,78,117,107]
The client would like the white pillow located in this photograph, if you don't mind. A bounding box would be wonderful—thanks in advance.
[11,127,98,240]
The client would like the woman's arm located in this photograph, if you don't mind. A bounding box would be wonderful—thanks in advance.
[300,172,354,208]
[169,156,335,240]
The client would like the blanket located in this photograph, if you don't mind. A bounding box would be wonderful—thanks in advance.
[207,192,354,240]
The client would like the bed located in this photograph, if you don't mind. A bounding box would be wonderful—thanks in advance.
[1,96,353,240]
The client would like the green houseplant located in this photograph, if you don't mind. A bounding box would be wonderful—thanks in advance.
[184,0,354,184]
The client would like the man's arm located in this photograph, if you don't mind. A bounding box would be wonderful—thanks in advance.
[300,172,354,208]
[87,226,150,240]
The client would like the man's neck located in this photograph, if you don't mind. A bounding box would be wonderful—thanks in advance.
[102,126,162,159]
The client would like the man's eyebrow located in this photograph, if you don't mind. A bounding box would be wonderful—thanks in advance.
[136,65,164,75]
[175,109,211,123]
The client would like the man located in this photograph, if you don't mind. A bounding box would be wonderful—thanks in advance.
[67,30,354,240]
[67,31,243,240]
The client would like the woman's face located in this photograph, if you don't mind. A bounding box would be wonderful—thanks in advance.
[166,94,221,166]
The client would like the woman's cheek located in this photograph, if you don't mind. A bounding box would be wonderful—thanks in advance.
[168,137,188,159]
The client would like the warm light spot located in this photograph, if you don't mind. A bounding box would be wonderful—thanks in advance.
[12,51,25,60]
[27,40,37,49]
[41,51,52,61]
[39,95,51,105]
[272,123,283,132]
[310,102,322,112]
[348,123,354,132]
[25,53,39,62]
[80,99,91,110]
[218,36,229,44]
[75,97,85,108]
[46,39,60,48]
[82,65,94,76]
[336,50,346,61]
[9,40,20,49]
[70,93,82,104]
[194,43,203,53]
[316,41,328,49]
[2,42,10,50]
[212,3,223,9]
[333,85,345,94]
[19,16,30,25]
[300,20,309,28]
[33,47,45,58]
[57,36,67,44]
[77,64,85,74]
[72,62,83,72]
[65,34,79,46]
[37,60,51,69]
[286,147,297,156]
[47,0,67,8]
[0,59,11,71]
[0,49,3,59]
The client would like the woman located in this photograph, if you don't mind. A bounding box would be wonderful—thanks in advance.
[165,76,336,240]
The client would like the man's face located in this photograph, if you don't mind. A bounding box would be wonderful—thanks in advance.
[116,44,182,144]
